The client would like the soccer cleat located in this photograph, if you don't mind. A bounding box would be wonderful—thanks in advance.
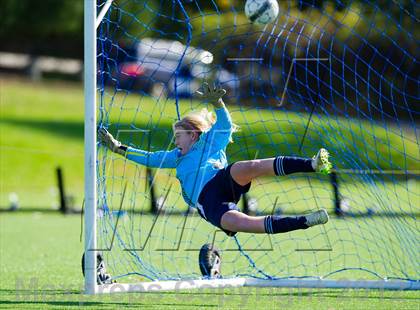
[312,148,332,175]
[199,243,222,278]
[81,252,115,284]
[304,209,329,227]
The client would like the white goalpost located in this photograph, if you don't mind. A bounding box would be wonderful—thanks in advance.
[84,0,419,294]
[84,0,98,295]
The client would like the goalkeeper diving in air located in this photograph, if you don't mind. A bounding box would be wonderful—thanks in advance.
[99,82,332,237]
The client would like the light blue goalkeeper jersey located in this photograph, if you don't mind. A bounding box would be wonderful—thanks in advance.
[126,107,233,207]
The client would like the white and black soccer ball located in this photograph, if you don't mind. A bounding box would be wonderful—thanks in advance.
[245,0,279,25]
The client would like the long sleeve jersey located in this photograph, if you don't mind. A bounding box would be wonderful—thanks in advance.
[125,107,233,207]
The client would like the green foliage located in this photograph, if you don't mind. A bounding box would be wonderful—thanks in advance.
[0,0,83,38]
[1,0,417,56]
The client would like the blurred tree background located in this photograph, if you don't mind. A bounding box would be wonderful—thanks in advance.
[1,0,416,58]
[0,0,417,118]
[0,0,84,57]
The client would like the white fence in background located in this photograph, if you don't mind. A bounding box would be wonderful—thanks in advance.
[0,52,83,80]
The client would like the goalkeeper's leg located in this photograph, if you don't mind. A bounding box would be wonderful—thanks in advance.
[197,163,329,235]
[230,148,332,186]
[220,209,329,234]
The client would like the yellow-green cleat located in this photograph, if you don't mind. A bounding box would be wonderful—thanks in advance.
[312,148,332,175]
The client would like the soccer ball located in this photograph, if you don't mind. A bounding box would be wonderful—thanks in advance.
[245,0,279,25]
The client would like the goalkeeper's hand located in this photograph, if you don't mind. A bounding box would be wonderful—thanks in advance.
[195,82,226,108]
[98,128,126,156]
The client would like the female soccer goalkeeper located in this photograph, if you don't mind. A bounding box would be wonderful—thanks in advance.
[99,82,332,236]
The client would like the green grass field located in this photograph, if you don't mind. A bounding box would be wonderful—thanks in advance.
[0,77,419,308]
[1,213,419,309]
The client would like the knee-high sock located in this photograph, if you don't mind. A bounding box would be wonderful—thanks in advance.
[273,156,314,176]
[264,215,308,234]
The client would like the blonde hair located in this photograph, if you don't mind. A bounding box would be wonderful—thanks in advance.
[173,108,238,142]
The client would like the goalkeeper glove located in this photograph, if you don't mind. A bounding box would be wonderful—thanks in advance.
[195,81,226,108]
[98,128,127,156]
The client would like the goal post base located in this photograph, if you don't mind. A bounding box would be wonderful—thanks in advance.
[93,278,420,294]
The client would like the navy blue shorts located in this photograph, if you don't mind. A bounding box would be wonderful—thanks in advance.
[196,164,251,236]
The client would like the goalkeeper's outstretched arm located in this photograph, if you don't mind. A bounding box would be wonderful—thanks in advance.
[98,128,178,168]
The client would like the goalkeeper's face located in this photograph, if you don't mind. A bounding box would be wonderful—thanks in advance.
[174,127,199,155]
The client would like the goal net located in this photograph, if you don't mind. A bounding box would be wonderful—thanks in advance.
[84,0,419,292]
